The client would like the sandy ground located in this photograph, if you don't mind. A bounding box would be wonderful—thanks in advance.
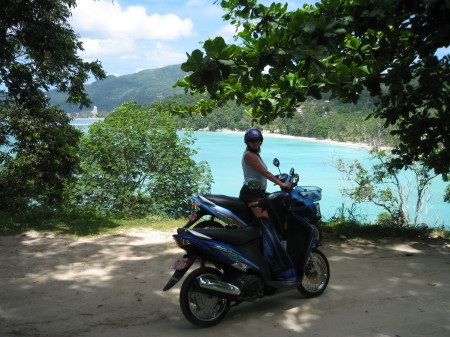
[1,229,449,337]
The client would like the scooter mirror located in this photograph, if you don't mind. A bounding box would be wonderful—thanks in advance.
[248,180,261,190]
[273,158,280,167]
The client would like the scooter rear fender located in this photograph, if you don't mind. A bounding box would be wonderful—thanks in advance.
[163,255,196,291]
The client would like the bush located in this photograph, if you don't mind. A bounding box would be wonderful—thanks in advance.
[65,101,212,218]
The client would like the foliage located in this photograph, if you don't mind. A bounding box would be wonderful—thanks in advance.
[65,101,213,218]
[324,203,439,239]
[176,0,450,177]
[334,149,438,227]
[148,92,397,146]
[0,105,82,210]
[324,220,431,240]
[0,0,105,210]
[329,202,368,225]
[1,0,105,109]
[445,185,450,203]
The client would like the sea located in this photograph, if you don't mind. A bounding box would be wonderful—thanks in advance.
[73,119,449,228]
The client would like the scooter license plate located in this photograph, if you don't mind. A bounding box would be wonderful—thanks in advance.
[173,256,190,270]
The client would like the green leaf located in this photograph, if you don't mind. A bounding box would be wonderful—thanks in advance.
[181,49,205,72]
[204,37,227,58]
[218,59,236,66]
[358,65,370,75]
[345,37,361,50]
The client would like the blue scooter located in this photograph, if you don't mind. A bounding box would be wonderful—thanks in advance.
[163,159,330,327]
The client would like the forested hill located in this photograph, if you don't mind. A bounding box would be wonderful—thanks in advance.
[47,64,185,114]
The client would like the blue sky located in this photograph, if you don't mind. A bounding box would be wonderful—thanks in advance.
[70,0,449,78]
[70,0,316,77]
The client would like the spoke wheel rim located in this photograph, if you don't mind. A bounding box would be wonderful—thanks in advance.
[302,253,328,293]
[188,274,228,321]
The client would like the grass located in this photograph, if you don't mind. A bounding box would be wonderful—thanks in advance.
[322,220,450,241]
[1,208,449,241]
[0,208,184,236]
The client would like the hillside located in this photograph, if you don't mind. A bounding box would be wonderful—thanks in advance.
[47,63,393,146]
[47,64,186,114]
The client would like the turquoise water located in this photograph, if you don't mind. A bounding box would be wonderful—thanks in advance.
[188,131,448,227]
[73,120,449,228]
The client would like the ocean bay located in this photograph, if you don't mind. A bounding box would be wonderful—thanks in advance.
[74,119,449,228]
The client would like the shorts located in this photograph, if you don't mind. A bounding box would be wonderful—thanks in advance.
[239,184,266,205]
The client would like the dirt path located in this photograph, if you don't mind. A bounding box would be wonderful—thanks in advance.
[1,229,449,337]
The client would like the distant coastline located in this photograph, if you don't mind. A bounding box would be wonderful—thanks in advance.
[72,117,104,120]
[211,128,389,150]
[73,120,386,151]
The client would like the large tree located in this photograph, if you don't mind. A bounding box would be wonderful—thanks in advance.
[176,0,449,177]
[0,0,105,209]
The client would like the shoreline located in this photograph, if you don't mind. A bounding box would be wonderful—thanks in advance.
[72,117,105,120]
[74,121,387,151]
[213,128,388,150]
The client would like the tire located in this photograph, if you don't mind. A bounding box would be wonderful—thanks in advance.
[194,220,224,229]
[179,267,230,327]
[311,222,323,242]
[297,249,330,298]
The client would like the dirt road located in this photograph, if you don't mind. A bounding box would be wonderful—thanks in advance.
[1,229,449,337]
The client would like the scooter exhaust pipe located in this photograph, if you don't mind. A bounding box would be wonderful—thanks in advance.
[198,276,241,296]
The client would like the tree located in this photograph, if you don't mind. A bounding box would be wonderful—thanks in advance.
[0,0,105,209]
[0,105,82,210]
[68,101,213,218]
[445,185,450,203]
[334,149,438,227]
[175,0,450,178]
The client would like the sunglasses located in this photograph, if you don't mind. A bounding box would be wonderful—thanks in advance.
[248,139,262,143]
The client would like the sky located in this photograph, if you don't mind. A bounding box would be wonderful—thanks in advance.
[70,0,449,79]
[69,0,316,78]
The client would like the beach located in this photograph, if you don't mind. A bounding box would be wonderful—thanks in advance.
[216,128,389,150]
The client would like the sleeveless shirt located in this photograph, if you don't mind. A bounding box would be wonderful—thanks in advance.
[242,150,267,190]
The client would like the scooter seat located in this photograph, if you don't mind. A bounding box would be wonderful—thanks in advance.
[201,194,254,224]
[178,227,261,245]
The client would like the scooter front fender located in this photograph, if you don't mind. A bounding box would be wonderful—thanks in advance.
[163,256,196,291]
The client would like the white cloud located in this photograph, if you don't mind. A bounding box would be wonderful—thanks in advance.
[214,24,240,43]
[137,42,188,67]
[70,0,198,73]
[186,0,208,5]
[71,0,194,40]
[79,37,137,59]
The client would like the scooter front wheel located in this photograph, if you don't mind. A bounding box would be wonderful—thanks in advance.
[179,267,230,327]
[311,221,323,241]
[298,248,330,298]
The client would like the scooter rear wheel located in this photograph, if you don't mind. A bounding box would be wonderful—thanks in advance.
[179,267,230,327]
[297,248,330,298]
[194,220,224,229]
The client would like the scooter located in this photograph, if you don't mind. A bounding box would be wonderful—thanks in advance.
[163,159,330,327]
